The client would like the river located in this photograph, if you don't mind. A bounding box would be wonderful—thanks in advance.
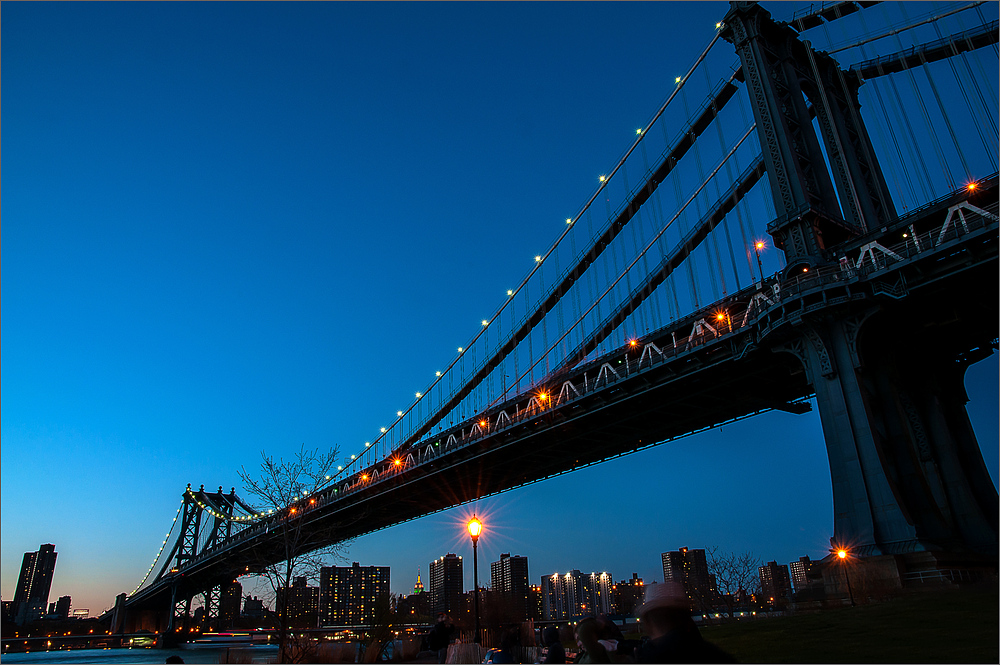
[0,645,279,664]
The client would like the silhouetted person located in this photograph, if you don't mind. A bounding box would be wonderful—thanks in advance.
[428,612,455,663]
[542,625,566,663]
[635,582,736,663]
[493,624,522,663]
[574,617,611,664]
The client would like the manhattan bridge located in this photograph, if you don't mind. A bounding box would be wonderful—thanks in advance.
[113,1,999,634]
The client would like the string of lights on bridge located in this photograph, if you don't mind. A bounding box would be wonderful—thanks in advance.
[129,502,183,597]
[320,25,729,492]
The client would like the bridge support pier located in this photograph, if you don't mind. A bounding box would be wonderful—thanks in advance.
[780,311,998,561]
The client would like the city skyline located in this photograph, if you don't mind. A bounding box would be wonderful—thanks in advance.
[3,0,997,617]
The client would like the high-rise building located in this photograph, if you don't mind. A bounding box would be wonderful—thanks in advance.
[789,556,815,593]
[54,596,71,620]
[611,574,645,616]
[219,582,242,628]
[429,554,464,616]
[277,577,319,629]
[320,562,390,626]
[540,570,612,620]
[527,584,543,621]
[13,544,58,624]
[758,561,792,603]
[490,553,530,621]
[413,568,425,595]
[242,595,266,619]
[661,547,714,610]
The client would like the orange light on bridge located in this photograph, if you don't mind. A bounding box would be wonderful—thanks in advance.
[309,499,315,505]
[539,392,549,401]
[716,312,726,322]
[289,507,297,514]
[755,241,765,250]
[361,474,369,481]
[393,458,402,467]
[837,549,848,560]
[629,339,639,347]
[968,182,977,191]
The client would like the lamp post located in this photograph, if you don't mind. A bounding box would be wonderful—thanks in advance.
[467,516,483,644]
[753,241,766,284]
[835,548,856,607]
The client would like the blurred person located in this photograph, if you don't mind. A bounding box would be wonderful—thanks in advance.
[635,582,735,663]
[541,625,566,664]
[428,612,455,663]
[574,617,611,664]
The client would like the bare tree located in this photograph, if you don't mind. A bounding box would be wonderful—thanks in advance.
[239,445,352,664]
[706,547,762,620]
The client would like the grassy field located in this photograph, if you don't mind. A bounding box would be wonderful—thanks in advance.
[699,586,999,663]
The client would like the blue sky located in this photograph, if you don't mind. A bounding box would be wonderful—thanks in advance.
[3,1,997,615]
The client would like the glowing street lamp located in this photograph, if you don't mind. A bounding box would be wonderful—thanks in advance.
[467,516,483,644]
[753,240,766,283]
[833,547,856,607]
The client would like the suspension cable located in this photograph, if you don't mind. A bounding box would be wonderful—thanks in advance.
[828,1,986,54]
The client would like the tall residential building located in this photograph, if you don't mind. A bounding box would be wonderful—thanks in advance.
[13,544,58,624]
[758,561,792,603]
[490,553,530,621]
[527,584,544,621]
[611,574,645,616]
[661,547,714,610]
[54,596,72,620]
[429,554,464,616]
[277,577,319,629]
[320,562,390,626]
[789,556,815,593]
[540,570,612,620]
[219,582,243,628]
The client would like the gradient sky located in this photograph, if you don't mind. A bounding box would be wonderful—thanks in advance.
[3,1,997,616]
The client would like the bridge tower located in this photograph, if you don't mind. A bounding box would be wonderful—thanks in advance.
[721,1,997,565]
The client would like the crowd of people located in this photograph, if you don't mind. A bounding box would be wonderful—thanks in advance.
[426,581,735,664]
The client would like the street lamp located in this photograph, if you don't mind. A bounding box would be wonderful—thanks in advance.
[835,548,856,607]
[467,516,483,644]
[753,241,766,283]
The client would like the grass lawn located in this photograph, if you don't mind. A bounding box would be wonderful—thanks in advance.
[699,586,999,663]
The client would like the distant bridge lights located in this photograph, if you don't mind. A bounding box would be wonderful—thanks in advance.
[482,320,489,326]
[598,175,606,182]
[416,392,422,398]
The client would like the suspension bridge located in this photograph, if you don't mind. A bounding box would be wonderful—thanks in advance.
[111,0,999,636]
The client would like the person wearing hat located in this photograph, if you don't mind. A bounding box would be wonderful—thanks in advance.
[635,582,735,663]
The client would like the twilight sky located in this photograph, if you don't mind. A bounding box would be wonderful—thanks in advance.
[3,1,997,616]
